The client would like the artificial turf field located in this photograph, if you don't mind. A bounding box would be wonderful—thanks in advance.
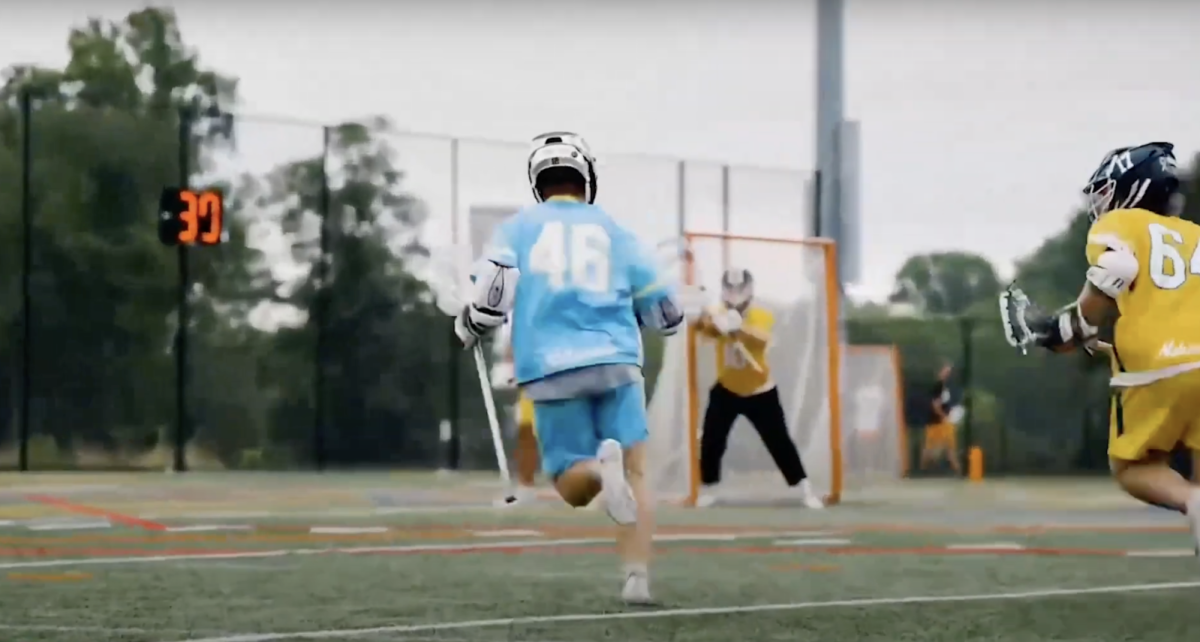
[0,473,1198,642]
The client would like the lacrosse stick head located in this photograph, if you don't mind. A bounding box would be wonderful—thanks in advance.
[999,283,1037,355]
[428,244,473,317]
[649,236,711,319]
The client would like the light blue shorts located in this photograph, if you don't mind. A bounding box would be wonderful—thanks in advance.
[533,382,648,479]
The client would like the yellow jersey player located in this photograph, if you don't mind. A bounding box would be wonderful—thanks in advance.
[692,268,823,509]
[1001,142,1200,552]
[490,334,542,507]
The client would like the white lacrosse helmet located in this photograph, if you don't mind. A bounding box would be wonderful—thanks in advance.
[721,268,754,310]
[527,131,598,204]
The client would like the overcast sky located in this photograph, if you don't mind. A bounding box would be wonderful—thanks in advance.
[4,0,1199,301]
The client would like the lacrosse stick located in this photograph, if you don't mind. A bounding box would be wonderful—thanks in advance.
[428,249,512,493]
[998,282,1036,355]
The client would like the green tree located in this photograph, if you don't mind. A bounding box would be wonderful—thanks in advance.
[889,252,1001,317]
[0,8,265,465]
[241,118,458,467]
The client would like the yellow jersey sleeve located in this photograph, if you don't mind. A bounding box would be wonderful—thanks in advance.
[1086,209,1146,269]
[741,307,774,343]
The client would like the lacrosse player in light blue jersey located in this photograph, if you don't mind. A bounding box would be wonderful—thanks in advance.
[454,131,683,605]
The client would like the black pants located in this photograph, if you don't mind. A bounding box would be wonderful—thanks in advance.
[699,383,808,486]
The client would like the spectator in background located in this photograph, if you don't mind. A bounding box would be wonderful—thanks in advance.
[919,362,962,474]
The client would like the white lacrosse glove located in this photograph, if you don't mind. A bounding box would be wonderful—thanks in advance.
[710,307,743,335]
[677,285,710,321]
[490,361,516,390]
[453,260,519,349]
[454,304,507,349]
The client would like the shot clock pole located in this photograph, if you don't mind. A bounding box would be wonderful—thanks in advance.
[313,126,331,471]
[174,106,192,474]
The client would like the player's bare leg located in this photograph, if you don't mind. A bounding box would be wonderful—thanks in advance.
[616,442,655,604]
[1111,453,1200,518]
[946,447,962,474]
[553,462,603,508]
[551,440,636,524]
[918,444,937,470]
[511,421,539,502]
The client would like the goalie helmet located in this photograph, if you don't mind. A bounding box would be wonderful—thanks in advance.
[527,131,598,204]
[1083,142,1180,222]
[720,268,754,311]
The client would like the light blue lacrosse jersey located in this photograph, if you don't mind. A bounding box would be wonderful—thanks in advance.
[482,196,668,386]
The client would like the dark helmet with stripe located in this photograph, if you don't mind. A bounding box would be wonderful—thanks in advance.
[1084,142,1181,221]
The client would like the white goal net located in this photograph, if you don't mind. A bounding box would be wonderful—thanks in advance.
[646,234,844,505]
[841,345,907,498]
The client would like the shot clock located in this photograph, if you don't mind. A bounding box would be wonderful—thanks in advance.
[159,187,225,246]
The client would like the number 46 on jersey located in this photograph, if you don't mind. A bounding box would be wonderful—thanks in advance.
[529,221,612,292]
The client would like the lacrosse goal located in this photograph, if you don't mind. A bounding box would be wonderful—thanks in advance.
[645,233,846,506]
[841,345,908,494]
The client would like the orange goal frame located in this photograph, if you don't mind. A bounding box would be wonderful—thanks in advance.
[845,344,910,478]
[681,232,844,506]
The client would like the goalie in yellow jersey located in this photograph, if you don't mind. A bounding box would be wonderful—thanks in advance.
[1001,141,1200,553]
[692,268,824,509]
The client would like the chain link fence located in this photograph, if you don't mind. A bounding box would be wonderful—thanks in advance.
[847,314,1112,477]
[0,102,813,471]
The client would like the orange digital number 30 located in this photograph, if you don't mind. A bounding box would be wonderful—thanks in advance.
[160,188,224,246]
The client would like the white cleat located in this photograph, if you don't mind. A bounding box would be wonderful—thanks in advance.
[596,439,637,525]
[798,479,825,510]
[622,570,654,605]
[694,488,719,508]
[493,485,537,508]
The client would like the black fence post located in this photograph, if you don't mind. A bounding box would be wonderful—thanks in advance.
[958,316,975,477]
[173,105,192,473]
[447,328,461,470]
[18,89,32,472]
[313,126,331,471]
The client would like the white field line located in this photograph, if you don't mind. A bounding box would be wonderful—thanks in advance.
[0,531,799,571]
[137,506,507,520]
[27,521,111,531]
[772,538,850,546]
[165,525,254,533]
[168,580,1200,642]
[0,533,755,571]
[652,533,739,542]
[470,529,544,537]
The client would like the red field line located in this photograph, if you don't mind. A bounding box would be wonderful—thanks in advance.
[23,494,167,532]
